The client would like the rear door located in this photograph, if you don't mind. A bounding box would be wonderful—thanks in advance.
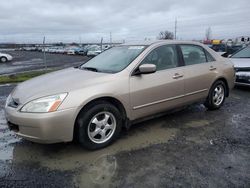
[178,44,217,103]
[129,44,185,120]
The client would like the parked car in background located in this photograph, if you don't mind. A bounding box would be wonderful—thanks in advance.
[81,45,91,56]
[221,45,243,57]
[87,45,102,57]
[211,44,226,56]
[0,52,13,63]
[64,49,74,55]
[210,44,243,57]
[54,47,65,54]
[103,45,111,51]
[74,48,85,55]
[230,46,250,86]
[5,40,235,150]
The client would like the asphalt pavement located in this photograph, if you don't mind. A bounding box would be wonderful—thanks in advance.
[0,83,249,188]
[0,51,89,75]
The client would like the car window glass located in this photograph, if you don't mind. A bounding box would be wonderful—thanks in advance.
[231,47,250,58]
[205,50,215,62]
[180,45,207,65]
[141,45,178,71]
[81,46,145,73]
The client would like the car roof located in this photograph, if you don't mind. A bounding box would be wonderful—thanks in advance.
[121,40,204,46]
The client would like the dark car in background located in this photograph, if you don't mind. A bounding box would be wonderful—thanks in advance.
[222,45,243,57]
[211,44,243,57]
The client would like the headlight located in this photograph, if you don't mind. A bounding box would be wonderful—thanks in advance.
[20,93,67,113]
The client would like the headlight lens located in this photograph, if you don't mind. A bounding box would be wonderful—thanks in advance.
[20,93,67,113]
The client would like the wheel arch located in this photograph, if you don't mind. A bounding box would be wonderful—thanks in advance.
[212,77,229,97]
[0,56,7,61]
[73,96,129,140]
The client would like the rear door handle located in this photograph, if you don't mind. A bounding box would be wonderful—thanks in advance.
[209,66,217,71]
[173,73,183,79]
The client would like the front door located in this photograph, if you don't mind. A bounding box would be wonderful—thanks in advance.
[129,44,185,120]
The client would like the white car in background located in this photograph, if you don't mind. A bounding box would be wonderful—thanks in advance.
[0,52,13,63]
[87,45,102,57]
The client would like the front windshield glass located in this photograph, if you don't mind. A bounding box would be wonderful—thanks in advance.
[231,47,250,58]
[81,45,146,73]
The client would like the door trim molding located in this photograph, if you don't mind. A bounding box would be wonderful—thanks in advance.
[133,89,208,110]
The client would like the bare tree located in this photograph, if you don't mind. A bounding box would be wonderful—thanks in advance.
[205,27,212,40]
[158,30,174,40]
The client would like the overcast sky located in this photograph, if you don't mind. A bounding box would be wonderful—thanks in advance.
[1,0,250,43]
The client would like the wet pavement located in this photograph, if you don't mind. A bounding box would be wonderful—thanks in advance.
[0,84,249,188]
[0,51,89,75]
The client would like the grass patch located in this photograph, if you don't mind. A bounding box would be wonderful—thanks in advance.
[0,70,55,84]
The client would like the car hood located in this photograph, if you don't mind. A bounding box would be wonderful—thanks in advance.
[230,58,250,68]
[11,68,111,104]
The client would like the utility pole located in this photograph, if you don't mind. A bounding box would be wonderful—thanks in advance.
[79,36,82,45]
[110,32,112,46]
[43,36,47,71]
[174,18,177,40]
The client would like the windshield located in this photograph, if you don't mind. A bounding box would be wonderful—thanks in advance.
[231,47,250,58]
[81,45,146,73]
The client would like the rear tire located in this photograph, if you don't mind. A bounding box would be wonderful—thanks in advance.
[76,101,123,150]
[0,57,7,63]
[204,80,226,110]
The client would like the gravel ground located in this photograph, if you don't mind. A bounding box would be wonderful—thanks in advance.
[0,84,249,188]
[0,51,89,75]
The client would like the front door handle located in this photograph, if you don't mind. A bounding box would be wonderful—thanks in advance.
[173,73,183,79]
[209,66,217,71]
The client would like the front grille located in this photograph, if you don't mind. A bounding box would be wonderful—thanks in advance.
[8,122,19,132]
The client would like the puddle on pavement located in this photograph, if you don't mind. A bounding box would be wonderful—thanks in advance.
[10,122,178,170]
[184,120,210,128]
[73,154,118,187]
[0,119,178,187]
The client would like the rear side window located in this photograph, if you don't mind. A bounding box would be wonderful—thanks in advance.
[141,45,178,71]
[180,45,207,65]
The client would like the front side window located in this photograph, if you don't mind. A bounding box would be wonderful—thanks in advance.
[180,45,207,65]
[141,45,178,71]
[231,47,250,58]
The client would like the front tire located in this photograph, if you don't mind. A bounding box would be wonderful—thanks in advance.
[204,80,226,110]
[0,57,7,63]
[76,101,122,150]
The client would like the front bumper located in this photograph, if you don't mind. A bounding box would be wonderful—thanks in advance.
[235,71,250,86]
[5,106,77,143]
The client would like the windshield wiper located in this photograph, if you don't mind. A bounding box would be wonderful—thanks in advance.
[82,67,99,72]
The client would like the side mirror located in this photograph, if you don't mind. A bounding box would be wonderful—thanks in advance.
[134,64,156,75]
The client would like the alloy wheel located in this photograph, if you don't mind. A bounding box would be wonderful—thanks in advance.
[87,112,116,144]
